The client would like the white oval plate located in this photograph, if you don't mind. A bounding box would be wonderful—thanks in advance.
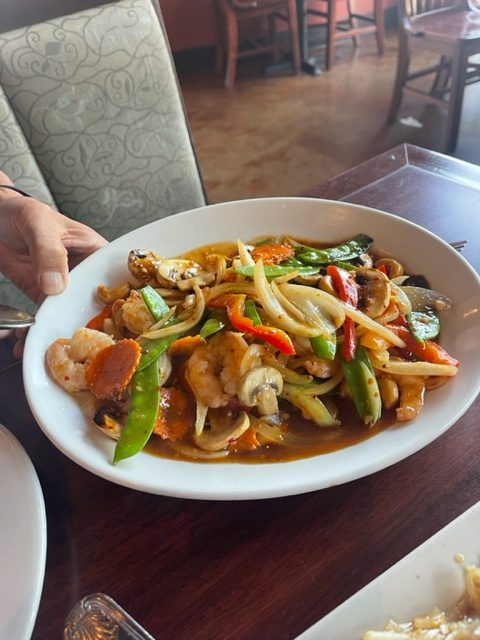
[295,501,480,639]
[0,423,47,639]
[23,198,480,500]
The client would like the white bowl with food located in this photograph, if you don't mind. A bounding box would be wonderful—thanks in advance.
[22,198,480,499]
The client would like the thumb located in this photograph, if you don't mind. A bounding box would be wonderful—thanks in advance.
[28,228,69,295]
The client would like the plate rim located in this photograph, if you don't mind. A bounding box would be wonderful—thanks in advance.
[0,423,47,639]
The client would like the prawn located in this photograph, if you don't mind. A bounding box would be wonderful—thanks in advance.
[47,328,114,393]
[121,290,155,335]
[185,331,248,408]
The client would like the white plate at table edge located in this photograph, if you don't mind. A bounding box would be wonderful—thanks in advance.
[295,500,480,639]
[0,423,47,640]
[23,197,480,500]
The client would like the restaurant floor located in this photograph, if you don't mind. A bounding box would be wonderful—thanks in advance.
[177,30,480,204]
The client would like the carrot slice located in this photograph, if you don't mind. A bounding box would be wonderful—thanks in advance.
[86,303,113,331]
[251,243,295,265]
[153,387,194,441]
[86,339,141,400]
[168,335,205,357]
[228,426,259,452]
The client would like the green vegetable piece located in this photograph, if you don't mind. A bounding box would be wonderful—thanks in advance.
[281,383,338,428]
[341,345,381,427]
[113,361,160,464]
[254,238,277,246]
[332,261,356,272]
[310,334,337,360]
[136,334,178,372]
[235,264,319,278]
[244,299,262,326]
[294,234,373,265]
[407,309,440,343]
[200,317,225,339]
[141,285,169,321]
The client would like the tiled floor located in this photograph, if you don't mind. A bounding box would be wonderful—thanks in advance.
[178,31,480,204]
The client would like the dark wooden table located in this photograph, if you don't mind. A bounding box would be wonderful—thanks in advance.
[2,143,480,640]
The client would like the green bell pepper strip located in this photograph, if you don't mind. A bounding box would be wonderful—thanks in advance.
[341,345,381,427]
[294,234,373,265]
[200,317,225,339]
[407,309,440,343]
[244,299,262,326]
[310,334,337,360]
[235,264,319,278]
[113,360,160,464]
[141,285,169,321]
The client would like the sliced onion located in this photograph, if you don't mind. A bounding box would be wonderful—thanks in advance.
[142,285,205,339]
[206,281,257,300]
[237,239,255,266]
[390,282,412,315]
[158,352,172,387]
[400,286,452,312]
[340,302,406,348]
[278,283,345,333]
[301,369,344,396]
[373,359,458,377]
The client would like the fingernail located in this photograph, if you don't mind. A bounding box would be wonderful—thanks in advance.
[40,271,65,294]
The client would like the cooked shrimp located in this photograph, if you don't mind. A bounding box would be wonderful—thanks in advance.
[121,290,154,335]
[186,331,248,408]
[47,328,114,393]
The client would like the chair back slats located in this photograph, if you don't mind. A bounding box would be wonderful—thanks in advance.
[404,0,456,17]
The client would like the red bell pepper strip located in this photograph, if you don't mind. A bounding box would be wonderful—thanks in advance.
[208,294,296,355]
[86,303,113,331]
[326,265,358,361]
[391,326,460,367]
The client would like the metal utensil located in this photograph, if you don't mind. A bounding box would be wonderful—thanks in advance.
[450,240,468,253]
[0,304,35,330]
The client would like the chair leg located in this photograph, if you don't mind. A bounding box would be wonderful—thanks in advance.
[287,0,302,74]
[387,31,409,123]
[326,0,337,70]
[346,0,359,48]
[374,0,385,55]
[445,46,467,154]
[268,14,281,63]
[430,55,451,97]
[224,7,239,88]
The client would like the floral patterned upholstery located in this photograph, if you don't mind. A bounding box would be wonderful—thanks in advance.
[0,0,206,308]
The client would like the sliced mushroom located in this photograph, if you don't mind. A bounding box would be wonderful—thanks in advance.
[375,258,404,279]
[128,249,161,283]
[156,259,215,290]
[93,406,124,440]
[195,409,250,451]
[356,267,391,318]
[238,366,283,416]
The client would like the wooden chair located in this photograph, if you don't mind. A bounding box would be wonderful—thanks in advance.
[216,0,302,88]
[304,0,385,69]
[387,0,480,153]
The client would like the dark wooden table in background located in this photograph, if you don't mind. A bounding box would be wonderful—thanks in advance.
[1,143,479,640]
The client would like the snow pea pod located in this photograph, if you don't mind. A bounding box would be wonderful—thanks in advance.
[200,317,225,339]
[141,285,169,321]
[341,345,381,426]
[235,264,319,278]
[113,360,159,464]
[407,309,440,342]
[294,234,373,265]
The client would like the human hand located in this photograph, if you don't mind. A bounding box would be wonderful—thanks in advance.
[0,175,107,304]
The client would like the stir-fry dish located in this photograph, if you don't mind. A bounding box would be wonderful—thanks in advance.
[363,564,480,639]
[46,234,460,464]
